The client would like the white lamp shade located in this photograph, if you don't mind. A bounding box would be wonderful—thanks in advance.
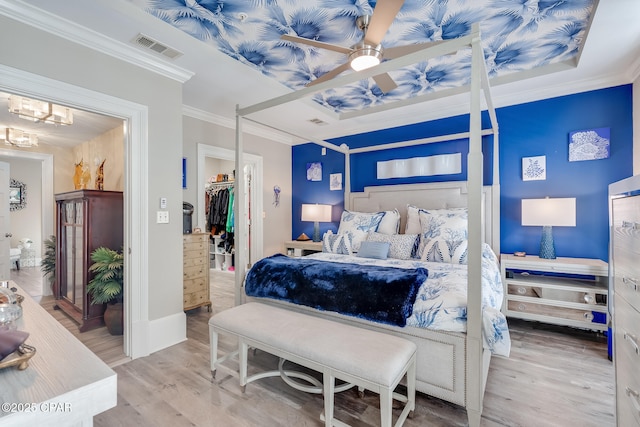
[521,198,576,227]
[301,204,332,223]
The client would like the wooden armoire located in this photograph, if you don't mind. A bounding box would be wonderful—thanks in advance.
[55,190,123,332]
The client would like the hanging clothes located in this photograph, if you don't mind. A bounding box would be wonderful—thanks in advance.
[226,187,235,233]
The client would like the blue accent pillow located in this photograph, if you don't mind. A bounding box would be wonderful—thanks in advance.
[357,241,390,260]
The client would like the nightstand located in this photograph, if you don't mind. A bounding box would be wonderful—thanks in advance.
[284,240,323,257]
[500,254,609,331]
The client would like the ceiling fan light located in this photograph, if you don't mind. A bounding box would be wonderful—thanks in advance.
[349,47,382,71]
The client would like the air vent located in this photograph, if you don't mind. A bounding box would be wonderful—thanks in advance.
[132,33,183,60]
[308,118,328,126]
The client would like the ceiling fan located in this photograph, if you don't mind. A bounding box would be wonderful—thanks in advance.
[281,0,442,93]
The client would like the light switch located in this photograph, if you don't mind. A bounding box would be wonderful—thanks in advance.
[160,197,167,209]
[157,211,169,224]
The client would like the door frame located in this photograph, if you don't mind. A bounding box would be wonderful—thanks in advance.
[0,63,149,359]
[197,144,264,266]
[0,150,54,294]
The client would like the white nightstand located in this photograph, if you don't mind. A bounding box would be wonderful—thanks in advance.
[500,254,609,331]
[283,240,323,257]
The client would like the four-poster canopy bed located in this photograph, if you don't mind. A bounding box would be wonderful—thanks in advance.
[230,24,504,426]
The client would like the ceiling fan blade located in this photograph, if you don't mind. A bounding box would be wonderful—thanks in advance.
[306,62,352,87]
[364,0,405,46]
[372,73,397,93]
[384,40,448,59]
[281,34,352,55]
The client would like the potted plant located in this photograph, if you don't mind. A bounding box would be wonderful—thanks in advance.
[40,235,56,291]
[87,247,124,335]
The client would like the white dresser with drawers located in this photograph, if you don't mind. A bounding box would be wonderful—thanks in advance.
[610,175,640,426]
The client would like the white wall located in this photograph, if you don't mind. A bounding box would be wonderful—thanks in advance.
[0,14,185,347]
[6,157,42,260]
[182,116,292,257]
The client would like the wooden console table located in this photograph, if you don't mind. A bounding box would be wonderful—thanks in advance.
[0,282,117,426]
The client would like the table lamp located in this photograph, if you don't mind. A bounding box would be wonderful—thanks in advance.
[521,197,576,259]
[301,204,332,242]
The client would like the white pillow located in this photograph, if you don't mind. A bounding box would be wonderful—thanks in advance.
[377,209,400,235]
[421,237,468,264]
[337,210,385,251]
[405,205,422,235]
[366,231,418,260]
[322,231,353,255]
[417,207,467,258]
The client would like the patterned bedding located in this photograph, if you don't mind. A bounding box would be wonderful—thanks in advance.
[303,244,511,357]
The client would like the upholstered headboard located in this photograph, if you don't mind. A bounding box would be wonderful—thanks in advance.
[348,182,499,254]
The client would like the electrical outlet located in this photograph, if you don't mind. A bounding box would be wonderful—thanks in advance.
[157,211,169,224]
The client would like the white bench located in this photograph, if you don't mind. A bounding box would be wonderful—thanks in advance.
[209,302,417,427]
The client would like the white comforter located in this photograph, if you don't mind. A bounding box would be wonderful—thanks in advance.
[304,244,511,357]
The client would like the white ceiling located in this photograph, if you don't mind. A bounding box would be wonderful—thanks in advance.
[2,0,639,146]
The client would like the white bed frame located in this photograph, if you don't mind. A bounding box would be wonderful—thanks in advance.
[233,24,500,427]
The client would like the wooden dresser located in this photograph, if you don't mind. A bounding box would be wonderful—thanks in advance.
[610,175,640,426]
[183,233,211,311]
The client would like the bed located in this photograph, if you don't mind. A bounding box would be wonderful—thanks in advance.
[232,24,502,427]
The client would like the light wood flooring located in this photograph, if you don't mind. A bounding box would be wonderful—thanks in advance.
[11,267,615,426]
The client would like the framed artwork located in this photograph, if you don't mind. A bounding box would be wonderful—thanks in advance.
[330,173,342,191]
[569,127,610,162]
[306,162,322,181]
[9,178,26,211]
[522,156,546,181]
[182,157,187,188]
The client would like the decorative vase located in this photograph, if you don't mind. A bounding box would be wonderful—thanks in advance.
[103,302,123,336]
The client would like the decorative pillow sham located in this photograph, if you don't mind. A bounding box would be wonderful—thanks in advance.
[377,209,400,235]
[421,237,468,264]
[322,231,353,256]
[366,231,419,260]
[405,205,422,235]
[357,241,390,260]
[417,207,468,258]
[337,210,385,251]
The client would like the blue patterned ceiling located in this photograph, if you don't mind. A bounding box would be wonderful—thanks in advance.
[130,0,596,114]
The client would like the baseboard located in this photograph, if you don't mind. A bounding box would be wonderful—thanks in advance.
[147,311,187,355]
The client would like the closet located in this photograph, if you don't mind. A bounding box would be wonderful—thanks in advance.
[205,158,236,272]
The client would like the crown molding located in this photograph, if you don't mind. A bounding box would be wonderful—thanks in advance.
[0,0,194,83]
[182,105,293,145]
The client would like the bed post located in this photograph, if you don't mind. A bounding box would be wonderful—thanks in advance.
[235,105,245,307]
[344,146,351,210]
[466,23,484,427]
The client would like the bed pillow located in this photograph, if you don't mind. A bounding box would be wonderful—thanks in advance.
[377,209,401,235]
[417,207,468,258]
[405,205,422,235]
[366,231,419,260]
[337,210,385,251]
[421,237,468,264]
[322,231,353,256]
[357,241,390,260]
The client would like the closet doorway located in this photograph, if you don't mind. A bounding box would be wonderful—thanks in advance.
[197,144,263,276]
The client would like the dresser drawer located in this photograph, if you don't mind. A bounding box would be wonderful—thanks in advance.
[184,240,207,252]
[612,196,640,312]
[614,295,640,425]
[184,265,206,280]
[507,300,607,326]
[184,277,207,293]
[184,290,208,308]
[182,252,207,267]
[507,282,606,306]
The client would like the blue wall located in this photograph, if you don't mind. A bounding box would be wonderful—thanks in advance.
[291,85,633,261]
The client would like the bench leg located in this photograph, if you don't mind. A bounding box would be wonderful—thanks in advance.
[239,339,249,392]
[209,327,218,380]
[323,371,335,427]
[407,358,416,415]
[379,388,393,427]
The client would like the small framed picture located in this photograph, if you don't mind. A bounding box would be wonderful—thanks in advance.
[306,162,322,181]
[569,127,610,162]
[522,156,546,181]
[330,173,342,191]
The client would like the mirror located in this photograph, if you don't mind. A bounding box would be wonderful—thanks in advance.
[9,178,26,211]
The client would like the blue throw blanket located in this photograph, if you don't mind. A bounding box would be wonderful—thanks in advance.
[244,254,427,327]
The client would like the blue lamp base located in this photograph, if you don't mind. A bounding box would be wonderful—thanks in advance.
[539,225,556,259]
[312,221,321,242]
